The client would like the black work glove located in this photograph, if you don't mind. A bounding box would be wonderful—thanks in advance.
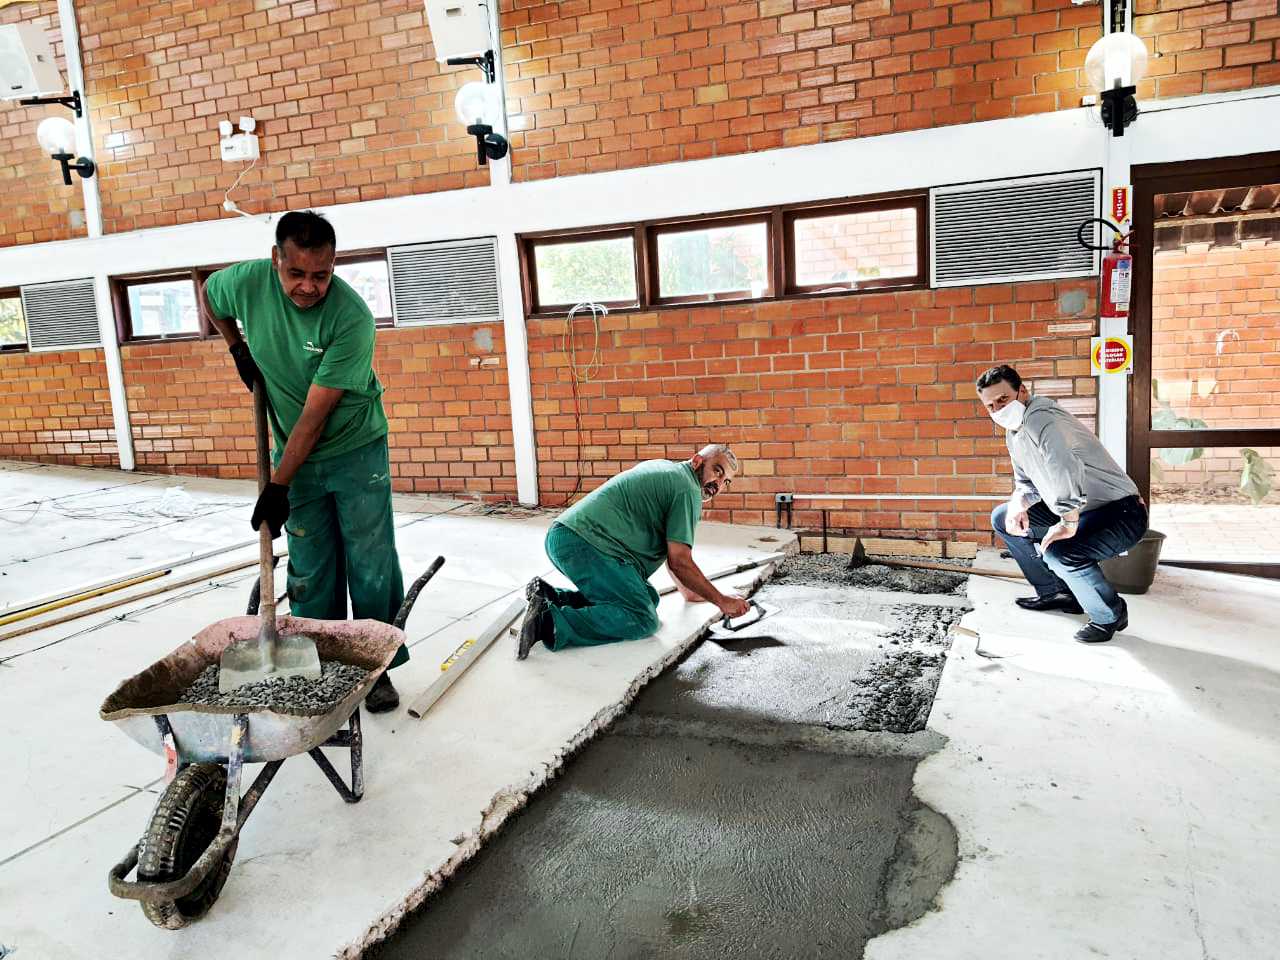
[251,482,291,539]
[229,340,261,393]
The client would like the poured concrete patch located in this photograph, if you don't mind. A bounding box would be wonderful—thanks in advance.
[368,734,921,960]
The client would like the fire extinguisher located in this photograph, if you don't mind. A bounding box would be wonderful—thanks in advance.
[1077,218,1131,319]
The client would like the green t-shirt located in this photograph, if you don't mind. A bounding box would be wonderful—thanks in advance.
[557,460,703,578]
[204,259,388,460]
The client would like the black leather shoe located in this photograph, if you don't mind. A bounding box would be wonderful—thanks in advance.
[1015,592,1083,614]
[1075,608,1129,644]
[364,672,399,713]
[517,593,549,660]
[526,576,555,604]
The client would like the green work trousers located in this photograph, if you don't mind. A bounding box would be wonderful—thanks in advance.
[282,436,409,669]
[543,523,660,650]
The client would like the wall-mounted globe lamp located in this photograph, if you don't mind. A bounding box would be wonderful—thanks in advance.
[454,80,508,166]
[36,115,95,185]
[1084,31,1149,137]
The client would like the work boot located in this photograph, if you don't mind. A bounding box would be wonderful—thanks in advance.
[364,671,399,713]
[1074,603,1129,644]
[526,576,556,604]
[1015,592,1083,614]
[517,593,551,660]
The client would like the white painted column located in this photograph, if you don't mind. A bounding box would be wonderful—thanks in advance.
[484,0,537,503]
[57,0,135,471]
[1095,1,1134,471]
[497,232,538,505]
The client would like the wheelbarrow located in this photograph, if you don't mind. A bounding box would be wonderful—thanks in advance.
[99,557,443,929]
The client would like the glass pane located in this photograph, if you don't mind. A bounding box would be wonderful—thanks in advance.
[127,279,199,337]
[1151,186,1279,429]
[656,222,768,299]
[534,236,637,307]
[1149,445,1280,563]
[335,259,392,320]
[0,296,25,346]
[793,206,918,288]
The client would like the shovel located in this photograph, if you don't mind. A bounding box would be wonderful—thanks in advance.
[218,381,322,692]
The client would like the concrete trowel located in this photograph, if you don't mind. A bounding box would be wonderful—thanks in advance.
[218,381,322,692]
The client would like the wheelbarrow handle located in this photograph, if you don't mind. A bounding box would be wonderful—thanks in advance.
[393,555,446,630]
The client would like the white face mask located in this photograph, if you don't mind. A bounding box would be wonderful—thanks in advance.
[991,399,1026,430]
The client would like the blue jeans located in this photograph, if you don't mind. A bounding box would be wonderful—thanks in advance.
[991,496,1147,626]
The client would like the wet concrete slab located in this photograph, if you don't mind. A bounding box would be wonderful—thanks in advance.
[367,732,921,960]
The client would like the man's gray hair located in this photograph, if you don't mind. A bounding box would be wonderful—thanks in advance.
[697,443,738,472]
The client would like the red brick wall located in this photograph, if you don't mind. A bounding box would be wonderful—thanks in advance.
[1151,239,1279,484]
[121,324,517,498]
[0,347,115,464]
[1136,0,1280,99]
[527,278,1098,543]
[500,0,1102,181]
[0,1,86,248]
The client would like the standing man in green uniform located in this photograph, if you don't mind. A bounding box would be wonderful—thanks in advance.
[199,210,406,711]
[518,444,750,658]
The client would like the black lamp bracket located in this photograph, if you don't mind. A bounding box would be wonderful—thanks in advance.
[465,123,508,166]
[446,49,496,83]
[19,89,84,118]
[1099,82,1137,137]
[51,152,96,186]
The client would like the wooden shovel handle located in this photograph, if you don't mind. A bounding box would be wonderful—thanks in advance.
[253,382,276,632]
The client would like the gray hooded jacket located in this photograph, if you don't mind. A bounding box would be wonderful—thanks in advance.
[1006,396,1138,517]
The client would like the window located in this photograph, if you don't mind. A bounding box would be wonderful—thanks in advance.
[0,291,25,351]
[651,218,771,303]
[123,277,200,338]
[527,231,638,311]
[519,192,927,316]
[787,199,925,294]
[335,254,393,326]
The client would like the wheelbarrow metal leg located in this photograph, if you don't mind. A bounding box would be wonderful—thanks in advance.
[310,706,363,803]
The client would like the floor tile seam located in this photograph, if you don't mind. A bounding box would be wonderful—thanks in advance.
[0,778,163,871]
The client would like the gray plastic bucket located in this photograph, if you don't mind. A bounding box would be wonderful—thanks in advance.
[1100,529,1166,595]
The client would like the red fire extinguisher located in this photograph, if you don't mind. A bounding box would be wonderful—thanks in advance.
[1100,233,1132,319]
[1077,218,1132,319]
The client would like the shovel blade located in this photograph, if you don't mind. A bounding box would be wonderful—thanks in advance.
[273,632,323,679]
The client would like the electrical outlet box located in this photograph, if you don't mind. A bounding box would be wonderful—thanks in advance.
[424,0,491,62]
[0,23,64,100]
[220,132,260,163]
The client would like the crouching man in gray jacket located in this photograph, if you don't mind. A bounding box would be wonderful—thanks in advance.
[977,364,1148,644]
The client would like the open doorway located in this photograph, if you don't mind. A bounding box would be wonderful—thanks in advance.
[1131,152,1280,579]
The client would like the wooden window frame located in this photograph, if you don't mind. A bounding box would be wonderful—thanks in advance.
[783,196,928,297]
[518,190,929,318]
[115,270,206,343]
[646,213,775,306]
[114,249,393,343]
[520,228,642,316]
[0,287,27,353]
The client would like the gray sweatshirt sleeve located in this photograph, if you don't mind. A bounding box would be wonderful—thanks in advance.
[1012,458,1041,507]
[1032,419,1088,515]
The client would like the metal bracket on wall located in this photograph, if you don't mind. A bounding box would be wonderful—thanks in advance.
[774,493,793,529]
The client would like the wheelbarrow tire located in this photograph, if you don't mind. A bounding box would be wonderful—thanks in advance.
[137,763,238,930]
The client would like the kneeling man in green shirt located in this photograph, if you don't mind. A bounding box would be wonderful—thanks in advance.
[518,445,751,658]
[200,210,407,712]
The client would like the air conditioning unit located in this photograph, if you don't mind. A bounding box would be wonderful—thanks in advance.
[424,0,492,62]
[0,23,64,101]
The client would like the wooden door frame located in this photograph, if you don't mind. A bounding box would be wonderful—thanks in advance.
[1130,150,1280,579]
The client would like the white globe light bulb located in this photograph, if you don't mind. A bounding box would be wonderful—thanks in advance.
[1085,31,1149,92]
[454,81,496,126]
[36,116,77,155]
